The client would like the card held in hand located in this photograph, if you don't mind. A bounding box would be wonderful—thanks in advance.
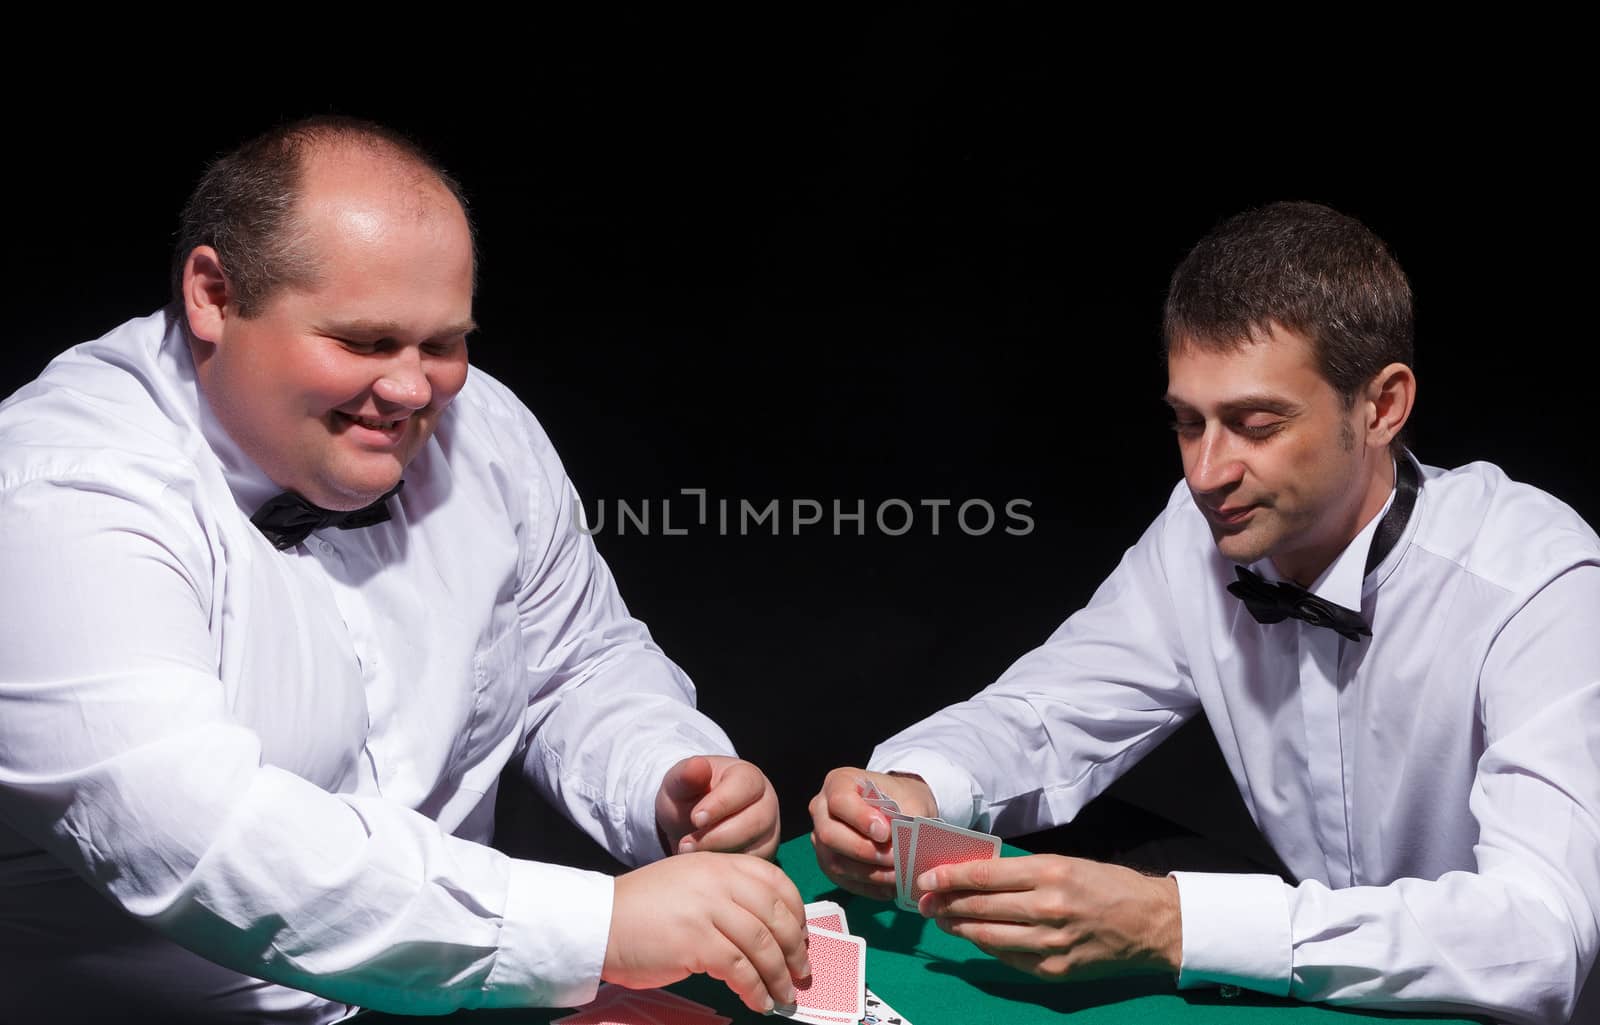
[804,899,849,935]
[890,818,916,911]
[906,817,1001,909]
[776,925,865,1025]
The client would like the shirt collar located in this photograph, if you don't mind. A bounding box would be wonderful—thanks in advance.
[156,311,283,521]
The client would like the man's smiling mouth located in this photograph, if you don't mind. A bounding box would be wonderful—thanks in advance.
[336,412,407,430]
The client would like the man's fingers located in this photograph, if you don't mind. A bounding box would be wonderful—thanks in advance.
[810,834,897,899]
[701,925,782,1013]
[762,887,813,987]
[935,915,1048,955]
[686,800,775,854]
[713,892,803,1009]
[661,755,715,805]
[921,887,1052,924]
[810,807,892,866]
[690,760,765,830]
[813,768,892,843]
[918,853,1038,895]
[768,856,810,937]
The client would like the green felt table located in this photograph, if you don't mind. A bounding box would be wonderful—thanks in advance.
[363,835,1485,1024]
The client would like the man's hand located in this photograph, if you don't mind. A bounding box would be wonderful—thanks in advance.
[656,755,780,859]
[916,854,1182,981]
[807,766,938,900]
[605,851,811,1014]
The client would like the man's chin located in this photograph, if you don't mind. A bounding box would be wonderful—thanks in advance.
[303,470,405,512]
[1210,527,1272,567]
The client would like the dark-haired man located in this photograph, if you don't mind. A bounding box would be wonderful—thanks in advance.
[811,202,1599,1024]
[0,118,809,1023]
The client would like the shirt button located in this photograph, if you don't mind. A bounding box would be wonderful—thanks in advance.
[319,540,334,554]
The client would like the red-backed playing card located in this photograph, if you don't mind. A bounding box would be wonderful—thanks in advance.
[625,1000,731,1025]
[906,817,1000,908]
[891,818,916,911]
[557,986,727,1025]
[804,899,848,935]
[779,925,865,1024]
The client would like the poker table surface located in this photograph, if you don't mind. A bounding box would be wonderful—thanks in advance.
[363,834,1487,1025]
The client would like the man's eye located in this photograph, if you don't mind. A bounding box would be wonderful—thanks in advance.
[1237,421,1283,440]
[1169,419,1203,436]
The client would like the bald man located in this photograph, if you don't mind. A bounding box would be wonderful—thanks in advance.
[0,118,807,1023]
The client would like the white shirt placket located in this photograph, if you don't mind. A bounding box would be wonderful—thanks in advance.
[1297,623,1355,888]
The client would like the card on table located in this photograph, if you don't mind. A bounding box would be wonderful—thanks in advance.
[861,986,913,1025]
[904,817,1001,908]
[553,985,730,1025]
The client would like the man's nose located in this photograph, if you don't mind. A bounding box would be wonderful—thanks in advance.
[1186,425,1245,495]
[372,349,432,410]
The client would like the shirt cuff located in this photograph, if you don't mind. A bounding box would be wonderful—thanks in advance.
[865,747,984,829]
[1170,872,1292,996]
[486,860,614,1008]
[622,715,737,866]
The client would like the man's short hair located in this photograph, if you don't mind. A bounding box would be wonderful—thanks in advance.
[169,115,476,318]
[1163,201,1414,406]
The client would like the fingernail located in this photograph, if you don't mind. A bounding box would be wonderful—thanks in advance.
[800,960,812,979]
[916,871,935,891]
[692,810,709,828]
[679,839,696,853]
[762,995,775,1013]
[868,819,888,842]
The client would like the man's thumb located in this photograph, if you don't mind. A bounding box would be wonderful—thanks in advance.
[662,755,714,803]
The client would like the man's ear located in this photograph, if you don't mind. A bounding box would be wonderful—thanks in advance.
[1364,362,1416,448]
[181,246,231,346]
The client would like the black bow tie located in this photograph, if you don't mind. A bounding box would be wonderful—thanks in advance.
[251,482,404,551]
[1227,566,1372,642]
[1226,451,1421,643]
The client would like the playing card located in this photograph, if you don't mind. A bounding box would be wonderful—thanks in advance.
[804,899,848,935]
[579,985,635,1007]
[554,1012,728,1025]
[556,987,727,1025]
[624,1001,731,1025]
[551,1009,659,1025]
[890,818,916,911]
[625,989,719,1017]
[860,986,914,1025]
[906,817,1000,909]
[776,925,865,1024]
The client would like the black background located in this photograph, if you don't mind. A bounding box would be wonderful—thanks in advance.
[9,18,1594,869]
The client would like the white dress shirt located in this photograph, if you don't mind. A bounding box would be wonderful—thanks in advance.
[870,452,1600,1025]
[0,312,737,1023]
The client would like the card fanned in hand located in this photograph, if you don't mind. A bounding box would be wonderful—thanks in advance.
[903,817,1001,909]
